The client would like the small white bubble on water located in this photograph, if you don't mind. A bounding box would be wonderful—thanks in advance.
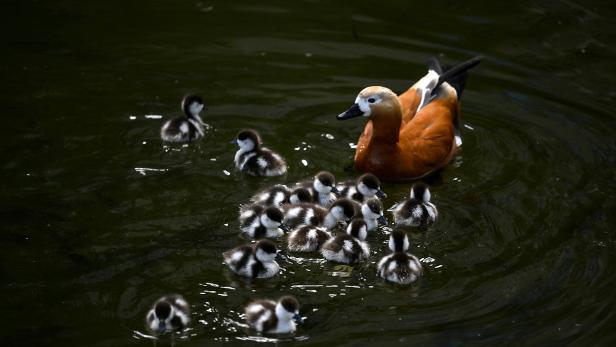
[301,159,308,166]
[129,116,136,120]
[223,170,230,176]
[349,142,357,149]
[323,133,335,140]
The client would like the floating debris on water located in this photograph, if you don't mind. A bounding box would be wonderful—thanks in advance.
[464,124,474,130]
[421,256,436,263]
[144,114,163,119]
[223,170,230,176]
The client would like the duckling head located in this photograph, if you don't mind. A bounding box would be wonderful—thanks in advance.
[362,198,387,226]
[337,86,401,120]
[346,217,368,241]
[313,171,339,195]
[181,94,204,118]
[260,206,288,231]
[410,182,431,203]
[276,296,302,324]
[389,230,410,253]
[151,300,175,333]
[290,187,312,204]
[357,173,387,199]
[235,129,261,152]
[329,198,356,222]
[254,239,277,262]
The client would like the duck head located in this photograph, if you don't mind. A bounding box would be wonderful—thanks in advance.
[235,129,261,152]
[276,296,302,324]
[182,94,205,119]
[313,171,340,195]
[254,239,277,262]
[337,86,401,121]
[389,230,410,253]
[410,182,431,203]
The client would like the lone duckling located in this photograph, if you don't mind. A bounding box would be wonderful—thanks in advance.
[245,296,303,334]
[287,225,332,252]
[145,295,190,335]
[234,129,287,177]
[160,94,206,143]
[222,239,279,279]
[377,230,423,284]
[321,218,370,264]
[295,171,340,207]
[284,198,356,230]
[338,173,387,203]
[239,204,289,239]
[392,182,437,227]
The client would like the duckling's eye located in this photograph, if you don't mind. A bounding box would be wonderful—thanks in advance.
[368,98,376,103]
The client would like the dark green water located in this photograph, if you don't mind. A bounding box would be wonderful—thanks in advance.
[2,0,616,346]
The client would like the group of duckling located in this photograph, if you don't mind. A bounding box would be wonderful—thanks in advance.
[146,94,439,337]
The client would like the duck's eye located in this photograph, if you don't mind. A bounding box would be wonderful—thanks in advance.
[368,98,376,103]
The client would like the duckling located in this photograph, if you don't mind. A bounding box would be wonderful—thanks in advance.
[160,94,206,143]
[250,184,291,207]
[239,204,289,239]
[245,295,303,334]
[284,198,356,230]
[295,171,340,207]
[392,183,437,227]
[287,225,332,252]
[145,294,190,335]
[222,239,279,279]
[321,218,370,264]
[338,173,387,203]
[377,230,423,284]
[234,129,287,177]
[337,57,481,180]
[289,187,312,205]
[353,198,388,231]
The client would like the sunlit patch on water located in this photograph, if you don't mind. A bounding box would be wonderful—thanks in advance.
[134,167,168,175]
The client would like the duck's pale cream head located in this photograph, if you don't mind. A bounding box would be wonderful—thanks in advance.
[337,86,400,120]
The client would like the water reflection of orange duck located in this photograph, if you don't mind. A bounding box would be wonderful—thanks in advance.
[337,57,481,181]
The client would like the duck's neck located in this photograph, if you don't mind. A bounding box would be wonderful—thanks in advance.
[368,103,402,144]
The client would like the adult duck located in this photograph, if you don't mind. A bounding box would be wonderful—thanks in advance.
[337,57,481,181]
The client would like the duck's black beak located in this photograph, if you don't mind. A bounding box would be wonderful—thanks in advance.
[377,215,388,226]
[293,313,304,324]
[337,103,363,120]
[280,223,290,233]
[230,139,237,144]
[330,186,341,196]
[376,189,387,199]
[158,321,166,333]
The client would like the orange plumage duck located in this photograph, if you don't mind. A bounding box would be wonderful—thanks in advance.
[337,57,481,181]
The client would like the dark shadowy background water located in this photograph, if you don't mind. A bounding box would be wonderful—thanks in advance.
[2,0,616,346]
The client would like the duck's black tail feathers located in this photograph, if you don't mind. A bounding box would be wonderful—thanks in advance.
[431,56,482,99]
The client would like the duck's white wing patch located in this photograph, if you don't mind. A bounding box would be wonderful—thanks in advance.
[179,122,189,134]
[415,70,440,111]
[257,157,268,169]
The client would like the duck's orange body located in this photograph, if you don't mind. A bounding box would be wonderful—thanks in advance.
[338,58,479,181]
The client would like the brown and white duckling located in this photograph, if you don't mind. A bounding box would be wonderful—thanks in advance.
[283,198,356,230]
[250,184,291,207]
[377,230,423,284]
[321,218,370,264]
[145,295,190,335]
[222,239,279,279]
[245,296,303,334]
[233,129,287,177]
[239,204,289,239]
[295,171,340,207]
[392,183,438,227]
[287,225,332,252]
[338,173,387,203]
[160,94,206,143]
[353,198,388,231]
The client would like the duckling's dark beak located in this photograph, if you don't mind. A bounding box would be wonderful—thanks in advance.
[293,313,303,324]
[377,215,388,226]
[280,223,290,233]
[158,321,166,332]
[230,139,237,145]
[337,103,363,120]
[330,186,341,196]
[376,189,387,199]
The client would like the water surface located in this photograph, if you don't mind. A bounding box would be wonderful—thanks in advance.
[2,0,616,346]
